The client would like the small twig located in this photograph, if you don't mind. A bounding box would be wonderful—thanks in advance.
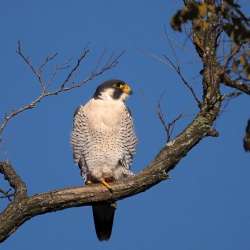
[223,44,241,72]
[157,96,170,139]
[143,50,201,108]
[157,93,183,142]
[91,49,107,74]
[222,91,242,100]
[220,73,250,95]
[0,188,14,201]
[60,48,90,90]
[47,59,72,86]
[206,128,219,137]
[0,42,123,138]
[0,95,44,136]
[17,41,46,92]
[38,53,58,72]
[162,55,202,107]
[163,28,180,66]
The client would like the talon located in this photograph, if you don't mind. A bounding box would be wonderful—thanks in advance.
[101,179,113,192]
[85,180,92,185]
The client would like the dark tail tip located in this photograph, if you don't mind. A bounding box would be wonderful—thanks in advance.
[92,202,116,241]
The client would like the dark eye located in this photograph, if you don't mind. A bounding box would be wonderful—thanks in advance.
[114,82,123,88]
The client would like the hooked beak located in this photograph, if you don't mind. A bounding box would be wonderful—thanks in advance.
[121,83,133,95]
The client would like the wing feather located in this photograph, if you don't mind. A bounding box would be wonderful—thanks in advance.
[71,105,88,179]
[119,107,137,169]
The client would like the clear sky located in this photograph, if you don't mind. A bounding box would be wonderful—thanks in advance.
[0,1,250,250]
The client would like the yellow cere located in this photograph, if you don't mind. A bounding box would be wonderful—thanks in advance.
[122,83,132,95]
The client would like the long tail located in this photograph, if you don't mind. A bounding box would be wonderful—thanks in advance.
[92,202,117,241]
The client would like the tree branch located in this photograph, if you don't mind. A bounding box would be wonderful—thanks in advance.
[17,41,47,92]
[0,42,123,137]
[162,54,202,107]
[0,162,27,201]
[0,188,14,201]
[220,73,250,95]
[157,95,183,142]
[144,51,202,107]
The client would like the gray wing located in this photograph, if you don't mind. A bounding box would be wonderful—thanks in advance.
[120,107,137,169]
[71,105,88,179]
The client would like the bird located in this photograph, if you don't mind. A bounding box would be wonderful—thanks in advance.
[71,79,137,241]
[243,119,250,152]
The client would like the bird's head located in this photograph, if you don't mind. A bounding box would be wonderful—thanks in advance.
[93,79,133,101]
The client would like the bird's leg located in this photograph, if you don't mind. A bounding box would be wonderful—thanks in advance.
[100,178,113,192]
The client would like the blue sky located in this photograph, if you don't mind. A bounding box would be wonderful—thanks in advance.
[0,1,250,250]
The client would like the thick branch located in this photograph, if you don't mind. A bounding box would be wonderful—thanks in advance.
[0,162,27,200]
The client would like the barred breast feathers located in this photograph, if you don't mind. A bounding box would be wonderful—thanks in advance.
[71,99,137,179]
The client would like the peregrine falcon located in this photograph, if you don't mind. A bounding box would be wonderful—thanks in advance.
[71,79,137,241]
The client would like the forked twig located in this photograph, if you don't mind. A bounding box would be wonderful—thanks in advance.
[144,51,201,108]
[157,93,183,142]
[162,54,201,107]
[0,188,14,201]
[0,42,124,137]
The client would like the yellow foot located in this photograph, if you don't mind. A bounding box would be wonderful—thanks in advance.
[101,179,113,192]
[85,180,92,185]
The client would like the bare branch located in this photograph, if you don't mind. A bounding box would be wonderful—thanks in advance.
[157,95,183,142]
[162,54,202,107]
[44,50,125,97]
[222,44,241,71]
[220,73,250,95]
[206,128,219,137]
[38,52,58,72]
[0,43,123,138]
[60,48,90,90]
[17,41,46,92]
[144,51,201,107]
[222,91,242,100]
[0,95,44,136]
[163,28,180,66]
[0,188,14,201]
[0,162,27,200]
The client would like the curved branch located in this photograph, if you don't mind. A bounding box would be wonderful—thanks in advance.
[0,162,27,201]
[221,73,250,95]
